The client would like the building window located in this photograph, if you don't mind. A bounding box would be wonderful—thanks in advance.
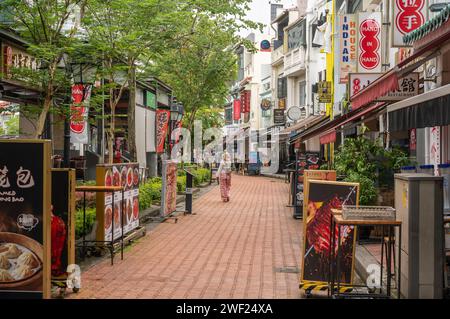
[278,77,287,99]
[299,81,306,107]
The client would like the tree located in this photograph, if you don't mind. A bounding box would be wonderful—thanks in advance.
[0,0,85,138]
[82,0,181,163]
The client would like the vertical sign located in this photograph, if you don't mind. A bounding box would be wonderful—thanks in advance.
[0,140,51,299]
[156,109,170,153]
[430,126,441,175]
[392,0,427,47]
[339,14,357,83]
[233,99,241,121]
[410,128,417,151]
[70,84,93,144]
[161,160,178,217]
[358,12,382,73]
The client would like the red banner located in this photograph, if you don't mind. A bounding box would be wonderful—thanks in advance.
[233,99,241,120]
[240,90,251,113]
[70,84,92,144]
[156,110,170,153]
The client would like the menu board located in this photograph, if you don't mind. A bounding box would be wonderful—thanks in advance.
[96,163,140,242]
[301,180,359,285]
[0,140,51,299]
[295,153,321,203]
[161,160,178,217]
[51,169,75,280]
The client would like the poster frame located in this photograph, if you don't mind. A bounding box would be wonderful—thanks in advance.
[300,179,359,286]
[0,139,51,299]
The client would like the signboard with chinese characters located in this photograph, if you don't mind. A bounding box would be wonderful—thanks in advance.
[0,140,51,299]
[349,73,419,100]
[240,90,251,113]
[50,169,76,281]
[70,84,92,144]
[2,43,39,81]
[358,12,382,73]
[339,14,357,83]
[392,0,427,47]
[233,99,241,121]
[318,81,332,103]
[96,163,140,242]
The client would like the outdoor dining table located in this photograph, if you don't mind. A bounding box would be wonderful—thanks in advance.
[75,185,125,266]
[328,209,402,299]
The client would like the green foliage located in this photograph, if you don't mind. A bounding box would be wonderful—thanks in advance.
[177,176,186,192]
[75,207,97,240]
[0,114,19,136]
[332,136,412,205]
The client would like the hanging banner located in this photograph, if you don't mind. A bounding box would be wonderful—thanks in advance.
[358,12,382,73]
[339,14,357,83]
[240,90,251,113]
[156,109,170,154]
[70,84,92,144]
[349,72,419,100]
[0,140,51,299]
[392,0,427,47]
[233,99,241,121]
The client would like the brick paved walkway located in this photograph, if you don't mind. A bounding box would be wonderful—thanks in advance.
[70,175,303,299]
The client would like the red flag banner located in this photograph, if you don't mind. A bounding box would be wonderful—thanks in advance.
[156,109,170,153]
[233,99,241,120]
[70,84,92,144]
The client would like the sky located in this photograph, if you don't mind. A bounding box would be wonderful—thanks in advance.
[241,0,297,36]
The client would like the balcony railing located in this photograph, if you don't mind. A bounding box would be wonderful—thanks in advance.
[284,47,306,75]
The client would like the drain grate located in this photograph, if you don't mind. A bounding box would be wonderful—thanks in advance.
[275,266,300,274]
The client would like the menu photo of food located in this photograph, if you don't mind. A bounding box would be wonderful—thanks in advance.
[302,180,359,285]
[0,233,43,291]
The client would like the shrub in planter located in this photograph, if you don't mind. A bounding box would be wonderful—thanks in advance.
[75,207,96,240]
[177,176,186,192]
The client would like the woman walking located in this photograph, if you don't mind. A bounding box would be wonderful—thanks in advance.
[216,151,232,202]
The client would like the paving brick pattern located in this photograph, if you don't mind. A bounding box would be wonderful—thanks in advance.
[69,175,303,299]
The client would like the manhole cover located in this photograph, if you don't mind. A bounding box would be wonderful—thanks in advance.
[274,266,299,274]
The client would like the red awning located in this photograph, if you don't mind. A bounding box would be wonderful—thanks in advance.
[320,131,336,145]
[351,71,399,110]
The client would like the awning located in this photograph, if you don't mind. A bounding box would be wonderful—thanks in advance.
[320,131,336,145]
[293,103,386,144]
[279,115,326,136]
[388,84,450,132]
[289,117,331,144]
[351,71,399,110]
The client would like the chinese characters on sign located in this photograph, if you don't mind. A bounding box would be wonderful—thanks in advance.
[349,73,419,100]
[2,44,39,80]
[358,12,382,73]
[0,166,35,189]
[240,90,251,113]
[339,14,357,83]
[393,0,427,47]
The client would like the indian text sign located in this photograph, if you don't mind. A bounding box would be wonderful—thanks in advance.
[393,0,427,47]
[358,12,382,73]
[339,14,357,83]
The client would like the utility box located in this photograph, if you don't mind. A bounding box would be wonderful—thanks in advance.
[394,173,444,299]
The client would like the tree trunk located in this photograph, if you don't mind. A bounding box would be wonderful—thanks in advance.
[127,65,137,162]
[108,95,116,164]
[34,64,56,139]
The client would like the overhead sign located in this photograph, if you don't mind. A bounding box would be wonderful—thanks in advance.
[392,0,427,47]
[349,73,419,100]
[318,81,332,103]
[358,12,382,73]
[2,44,39,80]
[339,14,357,83]
[273,109,286,126]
